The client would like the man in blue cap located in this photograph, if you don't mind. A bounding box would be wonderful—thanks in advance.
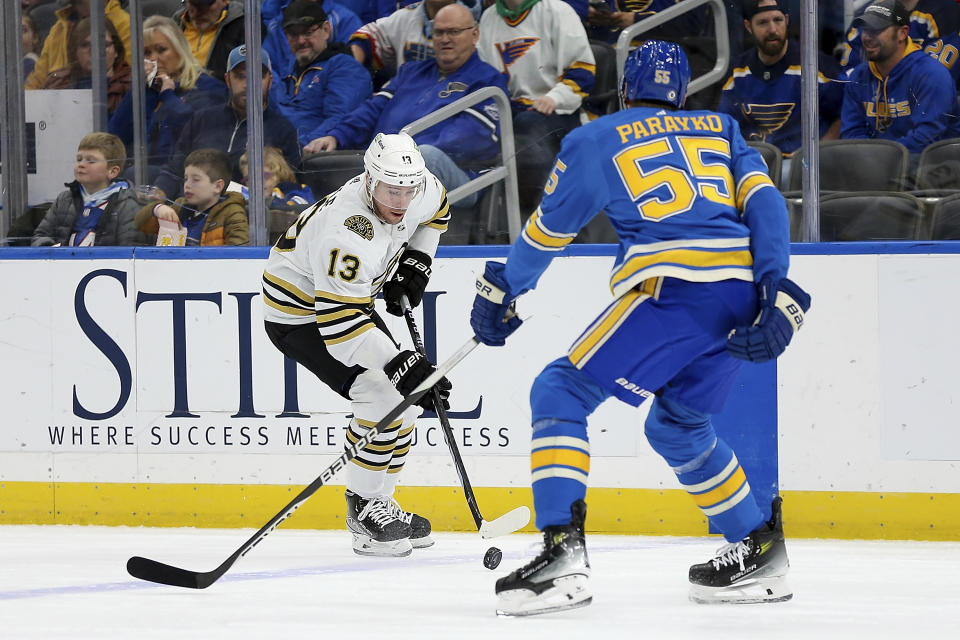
[841,0,960,153]
[154,44,302,200]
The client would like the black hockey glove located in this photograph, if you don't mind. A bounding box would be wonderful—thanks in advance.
[383,349,452,411]
[383,249,432,317]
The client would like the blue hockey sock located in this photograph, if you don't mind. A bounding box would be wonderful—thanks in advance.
[675,438,764,542]
[530,418,590,530]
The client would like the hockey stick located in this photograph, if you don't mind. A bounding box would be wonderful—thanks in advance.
[400,296,530,539]
[126,335,480,589]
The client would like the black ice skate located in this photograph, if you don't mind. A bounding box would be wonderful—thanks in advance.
[495,500,591,617]
[688,496,793,604]
[384,496,434,548]
[345,490,412,557]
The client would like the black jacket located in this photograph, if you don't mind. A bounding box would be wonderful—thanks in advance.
[155,102,302,199]
[31,180,149,247]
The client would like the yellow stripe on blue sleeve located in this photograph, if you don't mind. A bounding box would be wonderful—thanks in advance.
[736,171,776,210]
[521,208,577,252]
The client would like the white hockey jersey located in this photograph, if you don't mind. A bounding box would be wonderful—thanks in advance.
[477,0,595,115]
[262,172,449,370]
[351,2,435,72]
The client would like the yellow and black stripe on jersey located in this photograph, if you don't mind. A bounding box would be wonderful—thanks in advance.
[262,272,314,317]
[420,189,450,232]
[315,290,376,347]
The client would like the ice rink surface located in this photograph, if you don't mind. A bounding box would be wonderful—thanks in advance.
[1,525,957,639]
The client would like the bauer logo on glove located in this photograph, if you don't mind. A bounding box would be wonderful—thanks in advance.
[726,277,811,363]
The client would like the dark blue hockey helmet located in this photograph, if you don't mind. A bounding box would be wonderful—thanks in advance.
[620,40,691,109]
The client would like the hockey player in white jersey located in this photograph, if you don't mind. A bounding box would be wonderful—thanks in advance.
[262,132,452,557]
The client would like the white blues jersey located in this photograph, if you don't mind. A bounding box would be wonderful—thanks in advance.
[351,2,435,72]
[477,0,595,115]
[262,171,449,370]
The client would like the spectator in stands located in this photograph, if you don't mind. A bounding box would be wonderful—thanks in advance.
[31,132,147,247]
[841,0,960,88]
[110,16,228,179]
[478,0,595,213]
[170,0,245,81]
[136,148,249,245]
[239,146,316,209]
[585,0,709,43]
[718,0,844,185]
[265,0,364,47]
[310,4,507,207]
[268,1,372,149]
[841,0,960,153]
[42,17,131,116]
[350,0,482,78]
[153,45,301,200]
[25,0,131,90]
[22,14,42,78]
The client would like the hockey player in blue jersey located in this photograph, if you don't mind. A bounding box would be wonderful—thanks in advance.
[470,40,811,617]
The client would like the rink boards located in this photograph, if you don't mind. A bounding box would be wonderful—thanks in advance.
[1,244,958,540]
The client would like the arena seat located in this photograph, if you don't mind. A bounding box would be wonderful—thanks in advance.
[818,191,926,241]
[298,151,365,201]
[747,140,782,188]
[788,139,910,192]
[928,192,960,240]
[916,138,960,191]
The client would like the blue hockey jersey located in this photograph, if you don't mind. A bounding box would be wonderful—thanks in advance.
[841,42,960,152]
[842,0,960,86]
[327,51,508,170]
[502,106,790,299]
[717,41,844,154]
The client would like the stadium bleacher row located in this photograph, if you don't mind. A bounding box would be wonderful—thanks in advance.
[8,1,960,247]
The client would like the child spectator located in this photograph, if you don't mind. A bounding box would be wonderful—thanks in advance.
[31,132,147,247]
[238,146,316,209]
[22,14,41,78]
[135,148,250,245]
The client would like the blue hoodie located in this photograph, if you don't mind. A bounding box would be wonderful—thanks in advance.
[840,41,960,153]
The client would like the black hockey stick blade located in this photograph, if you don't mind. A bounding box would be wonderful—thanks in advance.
[127,556,222,589]
[126,335,480,589]
[401,298,530,539]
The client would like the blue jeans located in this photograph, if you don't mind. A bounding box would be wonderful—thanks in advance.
[418,144,478,208]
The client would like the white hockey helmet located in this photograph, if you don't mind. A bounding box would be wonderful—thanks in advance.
[363,132,426,207]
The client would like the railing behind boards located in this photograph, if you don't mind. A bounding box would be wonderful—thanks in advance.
[614,0,730,100]
[400,86,522,243]
[1,1,29,240]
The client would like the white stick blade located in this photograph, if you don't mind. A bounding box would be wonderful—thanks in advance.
[479,506,531,539]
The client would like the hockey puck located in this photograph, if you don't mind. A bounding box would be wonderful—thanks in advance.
[483,546,502,570]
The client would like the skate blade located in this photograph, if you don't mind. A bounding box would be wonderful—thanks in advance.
[689,576,793,604]
[351,534,413,558]
[411,535,435,549]
[496,575,592,617]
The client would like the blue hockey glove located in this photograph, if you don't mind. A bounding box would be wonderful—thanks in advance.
[471,261,523,347]
[726,277,811,362]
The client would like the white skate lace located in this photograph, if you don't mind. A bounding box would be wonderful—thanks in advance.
[382,497,413,525]
[710,540,751,571]
[358,496,400,527]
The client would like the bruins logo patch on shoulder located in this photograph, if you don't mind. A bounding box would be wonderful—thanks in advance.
[344,215,374,240]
